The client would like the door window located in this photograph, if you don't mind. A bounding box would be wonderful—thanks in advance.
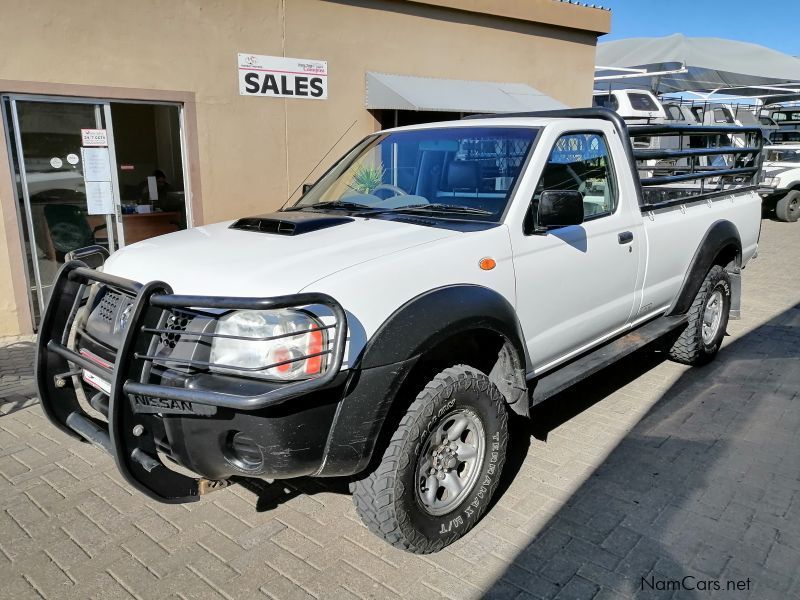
[533,132,617,222]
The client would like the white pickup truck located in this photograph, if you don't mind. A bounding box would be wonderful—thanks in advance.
[760,143,800,222]
[37,108,762,554]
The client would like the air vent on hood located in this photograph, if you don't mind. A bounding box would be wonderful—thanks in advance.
[229,211,354,236]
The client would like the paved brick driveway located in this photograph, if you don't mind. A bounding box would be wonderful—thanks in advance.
[0,220,798,600]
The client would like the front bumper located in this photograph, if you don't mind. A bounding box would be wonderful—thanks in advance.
[36,261,348,503]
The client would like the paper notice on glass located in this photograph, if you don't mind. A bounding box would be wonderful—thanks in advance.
[85,181,114,215]
[147,176,158,201]
[81,147,112,182]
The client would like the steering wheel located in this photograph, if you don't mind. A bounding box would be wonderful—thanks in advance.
[371,184,408,198]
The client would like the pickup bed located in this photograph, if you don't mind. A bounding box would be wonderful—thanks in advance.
[36,108,762,553]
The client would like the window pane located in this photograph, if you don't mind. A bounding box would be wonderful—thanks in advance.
[629,93,659,111]
[535,132,616,219]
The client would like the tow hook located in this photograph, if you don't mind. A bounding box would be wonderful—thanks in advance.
[198,478,232,495]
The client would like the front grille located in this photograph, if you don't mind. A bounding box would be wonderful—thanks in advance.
[96,290,123,323]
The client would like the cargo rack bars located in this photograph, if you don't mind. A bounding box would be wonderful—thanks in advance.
[36,261,347,502]
[465,107,764,211]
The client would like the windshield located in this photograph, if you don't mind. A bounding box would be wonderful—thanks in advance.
[290,126,539,221]
[766,149,800,163]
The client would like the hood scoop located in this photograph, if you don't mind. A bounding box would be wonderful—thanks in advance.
[230,211,354,236]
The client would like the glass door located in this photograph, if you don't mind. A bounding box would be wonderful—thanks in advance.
[3,97,122,319]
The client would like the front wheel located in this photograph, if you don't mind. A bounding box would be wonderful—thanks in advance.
[351,365,508,554]
[775,190,800,222]
[669,265,731,366]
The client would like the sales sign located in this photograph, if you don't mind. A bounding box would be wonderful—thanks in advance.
[238,53,327,100]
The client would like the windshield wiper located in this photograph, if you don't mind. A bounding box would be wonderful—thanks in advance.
[283,201,380,212]
[388,203,494,216]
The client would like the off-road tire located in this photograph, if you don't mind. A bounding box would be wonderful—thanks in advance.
[669,265,731,366]
[350,365,508,553]
[775,190,800,222]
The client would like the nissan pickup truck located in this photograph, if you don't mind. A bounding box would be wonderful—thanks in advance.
[36,108,762,554]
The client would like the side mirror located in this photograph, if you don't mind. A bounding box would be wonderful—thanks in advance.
[302,183,314,195]
[533,190,584,232]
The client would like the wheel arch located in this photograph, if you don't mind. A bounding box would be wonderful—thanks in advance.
[666,219,742,317]
[316,285,530,477]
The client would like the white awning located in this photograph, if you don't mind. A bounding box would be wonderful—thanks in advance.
[365,72,567,113]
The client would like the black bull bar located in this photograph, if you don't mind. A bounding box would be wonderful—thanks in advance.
[35,261,347,502]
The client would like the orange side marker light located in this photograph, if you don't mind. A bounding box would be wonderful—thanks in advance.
[479,257,496,271]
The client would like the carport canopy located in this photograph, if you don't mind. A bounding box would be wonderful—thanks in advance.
[365,72,567,114]
[595,34,800,95]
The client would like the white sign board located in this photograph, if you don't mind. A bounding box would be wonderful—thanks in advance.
[81,128,108,147]
[85,181,114,215]
[238,53,327,100]
[81,148,112,182]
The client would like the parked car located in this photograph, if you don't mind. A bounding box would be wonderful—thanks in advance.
[758,115,780,143]
[760,143,800,222]
[687,102,762,149]
[37,108,762,553]
[766,107,800,132]
[592,88,667,122]
[662,101,700,126]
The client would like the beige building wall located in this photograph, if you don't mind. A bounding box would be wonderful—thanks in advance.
[0,0,608,335]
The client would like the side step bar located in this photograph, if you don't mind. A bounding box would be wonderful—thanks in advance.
[531,315,689,404]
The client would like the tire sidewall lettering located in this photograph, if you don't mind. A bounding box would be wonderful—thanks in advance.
[401,377,506,543]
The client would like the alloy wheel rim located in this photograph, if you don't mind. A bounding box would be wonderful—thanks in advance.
[415,409,486,516]
[702,289,724,345]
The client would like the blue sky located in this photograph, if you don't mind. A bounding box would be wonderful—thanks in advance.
[599,0,800,56]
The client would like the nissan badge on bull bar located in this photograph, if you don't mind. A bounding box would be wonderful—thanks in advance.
[129,393,217,416]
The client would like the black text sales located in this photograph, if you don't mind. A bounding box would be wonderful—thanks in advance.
[242,72,325,97]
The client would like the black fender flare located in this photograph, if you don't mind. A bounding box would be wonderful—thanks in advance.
[356,284,529,371]
[666,219,741,316]
[316,284,529,476]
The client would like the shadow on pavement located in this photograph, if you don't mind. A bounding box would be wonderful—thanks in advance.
[0,341,37,416]
[485,305,800,600]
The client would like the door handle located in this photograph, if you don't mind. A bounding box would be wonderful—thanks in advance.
[618,231,634,244]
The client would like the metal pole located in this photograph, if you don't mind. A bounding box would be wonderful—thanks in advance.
[95,105,117,252]
[102,103,125,247]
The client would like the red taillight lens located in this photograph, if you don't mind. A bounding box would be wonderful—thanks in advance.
[305,326,324,375]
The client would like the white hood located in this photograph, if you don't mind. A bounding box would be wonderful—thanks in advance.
[103,217,458,296]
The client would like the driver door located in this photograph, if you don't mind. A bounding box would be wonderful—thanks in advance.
[511,127,642,373]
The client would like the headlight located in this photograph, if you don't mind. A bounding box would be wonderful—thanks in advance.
[209,309,326,381]
[762,176,777,187]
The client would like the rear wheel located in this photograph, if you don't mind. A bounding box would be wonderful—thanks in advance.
[350,365,508,553]
[669,265,731,366]
[776,190,800,222]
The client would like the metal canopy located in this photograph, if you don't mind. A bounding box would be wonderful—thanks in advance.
[595,34,800,94]
[365,72,567,113]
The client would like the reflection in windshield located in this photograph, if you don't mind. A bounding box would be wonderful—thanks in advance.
[290,127,539,221]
